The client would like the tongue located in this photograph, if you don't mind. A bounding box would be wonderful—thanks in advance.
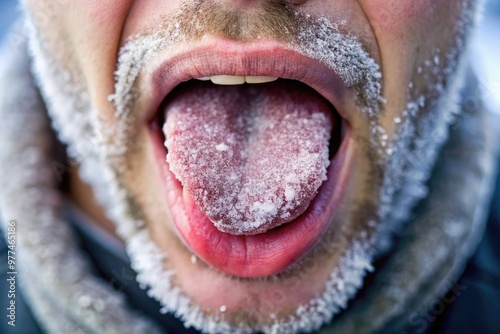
[163,80,334,235]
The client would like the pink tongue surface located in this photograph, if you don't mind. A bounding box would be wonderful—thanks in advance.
[163,80,334,235]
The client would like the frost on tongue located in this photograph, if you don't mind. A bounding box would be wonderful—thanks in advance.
[163,81,334,235]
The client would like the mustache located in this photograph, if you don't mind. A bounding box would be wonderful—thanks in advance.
[164,0,300,41]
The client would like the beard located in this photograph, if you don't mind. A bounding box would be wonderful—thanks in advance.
[23,0,478,333]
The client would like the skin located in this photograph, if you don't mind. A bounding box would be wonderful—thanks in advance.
[23,0,470,329]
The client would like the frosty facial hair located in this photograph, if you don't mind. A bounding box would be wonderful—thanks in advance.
[25,0,474,332]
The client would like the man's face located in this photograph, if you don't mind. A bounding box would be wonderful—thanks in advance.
[23,0,476,332]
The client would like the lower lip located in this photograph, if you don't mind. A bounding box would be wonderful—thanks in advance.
[150,121,352,278]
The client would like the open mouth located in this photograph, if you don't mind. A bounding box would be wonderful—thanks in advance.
[146,41,354,278]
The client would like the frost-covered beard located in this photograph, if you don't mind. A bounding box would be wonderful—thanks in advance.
[24,1,477,333]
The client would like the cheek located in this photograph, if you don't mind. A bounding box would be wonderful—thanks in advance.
[121,0,183,39]
[66,1,133,45]
[359,0,465,133]
[362,0,445,35]
[64,1,135,121]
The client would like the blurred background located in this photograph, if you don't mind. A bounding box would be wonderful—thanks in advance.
[2,0,499,114]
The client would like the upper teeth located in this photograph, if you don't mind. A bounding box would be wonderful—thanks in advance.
[195,75,278,85]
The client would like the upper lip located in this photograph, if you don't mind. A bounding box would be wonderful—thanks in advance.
[140,37,354,124]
